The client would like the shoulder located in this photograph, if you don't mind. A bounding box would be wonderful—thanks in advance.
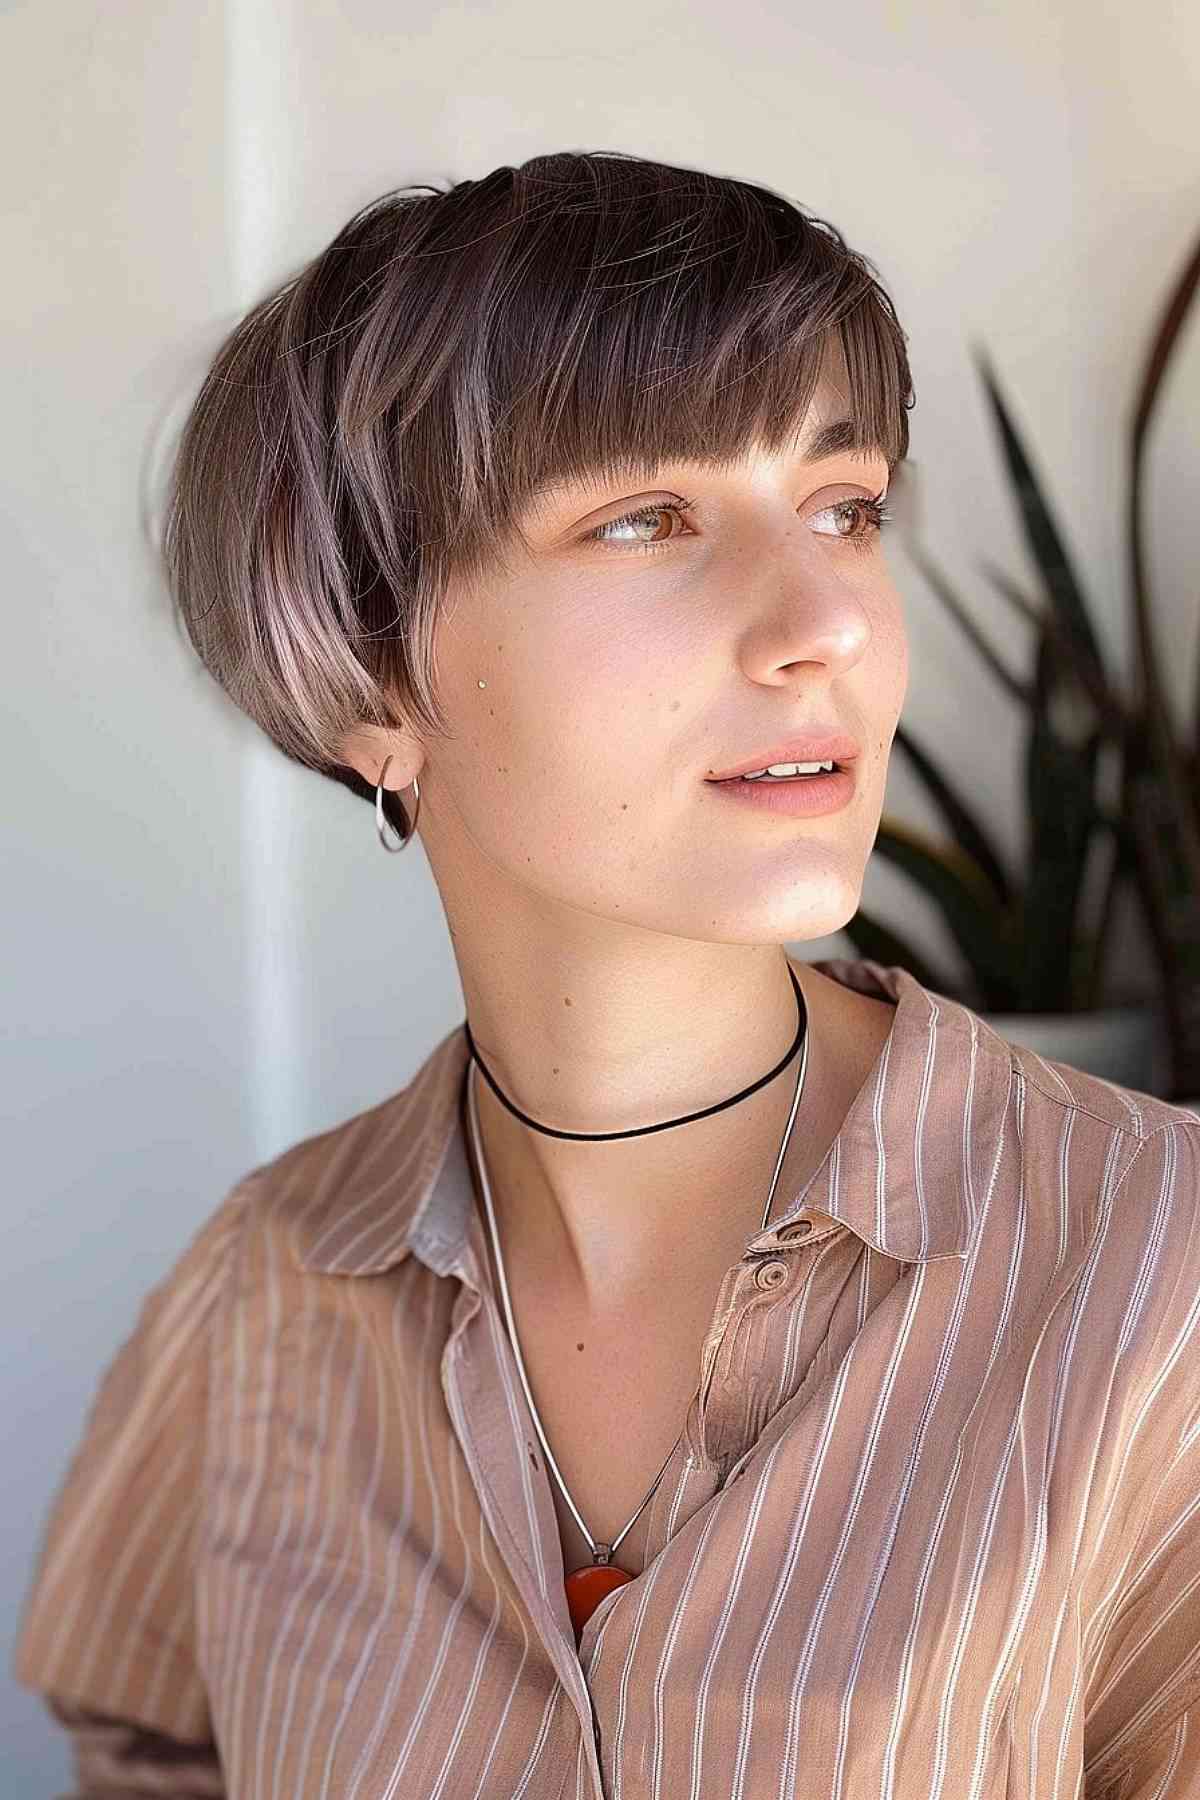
[999,1034,1200,1227]
[133,1168,263,1342]
[218,1094,416,1278]
[1103,1112,1200,1367]
[1001,1028,1198,1141]
[1044,1093,1200,1458]
[962,1031,1200,1381]
[213,1024,468,1278]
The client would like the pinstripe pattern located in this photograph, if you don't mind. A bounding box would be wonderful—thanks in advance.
[13,957,1200,1798]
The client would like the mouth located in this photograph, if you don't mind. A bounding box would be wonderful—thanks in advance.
[704,734,862,783]
[705,760,851,784]
[705,761,857,816]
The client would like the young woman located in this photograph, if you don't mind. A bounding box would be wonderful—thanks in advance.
[15,150,1200,1799]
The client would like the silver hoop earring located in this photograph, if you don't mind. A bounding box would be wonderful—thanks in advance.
[375,755,421,853]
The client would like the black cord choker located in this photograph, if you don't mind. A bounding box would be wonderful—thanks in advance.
[462,962,807,1141]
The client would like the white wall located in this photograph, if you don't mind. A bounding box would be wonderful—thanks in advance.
[5,0,1197,1786]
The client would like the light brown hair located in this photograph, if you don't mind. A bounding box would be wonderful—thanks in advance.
[161,149,914,835]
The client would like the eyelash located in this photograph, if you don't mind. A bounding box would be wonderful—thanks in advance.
[583,489,893,556]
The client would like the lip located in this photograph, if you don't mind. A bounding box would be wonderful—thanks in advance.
[704,730,862,782]
[707,764,856,816]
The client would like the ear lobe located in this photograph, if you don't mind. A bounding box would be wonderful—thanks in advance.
[338,729,424,797]
[336,725,390,786]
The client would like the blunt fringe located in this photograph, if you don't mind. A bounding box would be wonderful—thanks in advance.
[160,149,915,833]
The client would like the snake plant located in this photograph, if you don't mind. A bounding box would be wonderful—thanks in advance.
[841,225,1200,1102]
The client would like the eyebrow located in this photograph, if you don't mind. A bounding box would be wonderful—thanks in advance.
[799,418,875,461]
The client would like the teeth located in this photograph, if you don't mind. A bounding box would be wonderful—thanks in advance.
[742,760,834,780]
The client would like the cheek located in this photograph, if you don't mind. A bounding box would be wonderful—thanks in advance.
[895,621,911,701]
[868,591,908,693]
[885,619,909,697]
[434,599,588,769]
[504,600,688,768]
[456,644,636,799]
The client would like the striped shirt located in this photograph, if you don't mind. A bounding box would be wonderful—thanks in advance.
[13,956,1200,1798]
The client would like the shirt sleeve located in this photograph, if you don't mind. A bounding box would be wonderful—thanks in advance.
[1083,1122,1200,1799]
[10,1172,260,1794]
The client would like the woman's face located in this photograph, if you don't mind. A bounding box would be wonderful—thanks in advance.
[366,372,908,949]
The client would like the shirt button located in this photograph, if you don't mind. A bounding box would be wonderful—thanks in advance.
[753,1258,789,1290]
[778,1218,814,1241]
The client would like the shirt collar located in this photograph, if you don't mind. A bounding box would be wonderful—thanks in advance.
[286,959,1014,1278]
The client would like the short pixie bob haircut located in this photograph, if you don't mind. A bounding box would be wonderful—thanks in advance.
[162,149,914,837]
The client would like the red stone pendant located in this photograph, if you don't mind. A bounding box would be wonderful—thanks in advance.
[565,1560,632,1642]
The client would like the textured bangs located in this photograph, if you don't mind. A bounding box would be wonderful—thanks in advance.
[160,149,914,834]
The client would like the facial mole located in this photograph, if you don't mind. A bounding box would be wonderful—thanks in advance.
[577,1342,585,1352]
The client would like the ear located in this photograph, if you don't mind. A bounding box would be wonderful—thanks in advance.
[336,724,421,792]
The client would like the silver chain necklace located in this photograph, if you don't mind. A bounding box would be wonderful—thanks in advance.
[464,1019,809,1588]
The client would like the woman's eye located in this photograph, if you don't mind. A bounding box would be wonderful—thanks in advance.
[585,501,694,551]
[583,491,891,556]
[810,493,892,553]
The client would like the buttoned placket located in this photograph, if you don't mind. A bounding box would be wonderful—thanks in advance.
[692,1213,824,1463]
[446,1205,834,1800]
[599,1210,832,1576]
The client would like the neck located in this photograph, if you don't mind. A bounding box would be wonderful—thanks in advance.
[459,945,822,1308]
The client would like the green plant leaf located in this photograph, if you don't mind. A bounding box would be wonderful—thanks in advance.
[1021,630,1104,1011]
[1077,816,1134,1011]
[870,816,1022,1009]
[975,557,1128,742]
[890,719,1014,907]
[1123,227,1200,1094]
[965,348,1115,1017]
[834,906,955,995]
[970,344,1111,687]
[904,538,1030,708]
[1120,702,1200,1095]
